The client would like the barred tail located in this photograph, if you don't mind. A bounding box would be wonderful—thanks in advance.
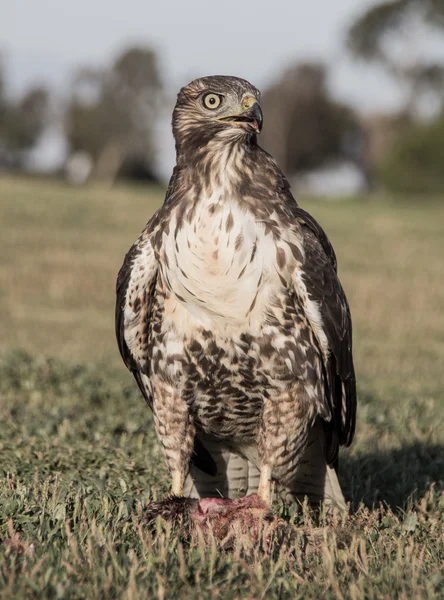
[184,419,346,510]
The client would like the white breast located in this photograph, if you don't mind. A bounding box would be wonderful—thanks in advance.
[160,197,283,334]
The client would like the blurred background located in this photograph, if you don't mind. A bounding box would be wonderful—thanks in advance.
[0,3,443,581]
[2,0,444,193]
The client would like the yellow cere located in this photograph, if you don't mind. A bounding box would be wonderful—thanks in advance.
[242,96,257,110]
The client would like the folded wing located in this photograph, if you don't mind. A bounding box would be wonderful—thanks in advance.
[292,208,357,464]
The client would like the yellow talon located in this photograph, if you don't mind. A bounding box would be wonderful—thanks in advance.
[257,465,272,506]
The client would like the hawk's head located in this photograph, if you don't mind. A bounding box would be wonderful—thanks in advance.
[172,76,263,154]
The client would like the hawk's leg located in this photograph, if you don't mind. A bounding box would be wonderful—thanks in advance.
[152,380,195,496]
[257,465,272,505]
[258,389,311,506]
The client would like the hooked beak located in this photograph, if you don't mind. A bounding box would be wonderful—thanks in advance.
[217,99,263,134]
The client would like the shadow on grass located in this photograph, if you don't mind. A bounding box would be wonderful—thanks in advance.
[341,443,444,511]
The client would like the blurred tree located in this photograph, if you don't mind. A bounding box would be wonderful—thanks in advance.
[0,57,50,161]
[5,87,50,150]
[260,62,366,180]
[379,115,444,193]
[65,46,162,182]
[346,0,444,115]
[0,59,7,115]
[67,68,119,162]
[363,110,412,168]
[0,60,8,154]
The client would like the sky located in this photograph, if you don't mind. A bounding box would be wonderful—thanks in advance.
[1,0,398,106]
[0,0,438,176]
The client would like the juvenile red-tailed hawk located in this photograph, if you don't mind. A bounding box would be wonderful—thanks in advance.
[116,76,356,514]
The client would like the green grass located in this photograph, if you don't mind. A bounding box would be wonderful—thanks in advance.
[0,176,443,598]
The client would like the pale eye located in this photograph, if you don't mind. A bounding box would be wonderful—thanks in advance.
[203,93,222,110]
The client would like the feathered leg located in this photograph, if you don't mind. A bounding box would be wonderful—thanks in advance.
[277,418,346,510]
[257,389,311,506]
[152,379,195,496]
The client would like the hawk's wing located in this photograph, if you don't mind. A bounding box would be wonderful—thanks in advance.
[115,222,217,476]
[116,168,178,382]
[292,207,357,463]
[116,229,158,399]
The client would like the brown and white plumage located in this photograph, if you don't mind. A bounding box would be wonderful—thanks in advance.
[116,76,356,509]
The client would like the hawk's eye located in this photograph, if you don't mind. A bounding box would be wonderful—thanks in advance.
[203,93,222,110]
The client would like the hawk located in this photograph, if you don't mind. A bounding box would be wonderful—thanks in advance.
[116,76,356,513]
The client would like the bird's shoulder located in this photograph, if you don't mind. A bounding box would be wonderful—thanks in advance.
[272,178,356,449]
[115,213,162,373]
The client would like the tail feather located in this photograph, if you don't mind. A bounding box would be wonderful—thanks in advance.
[184,431,252,498]
[184,420,346,510]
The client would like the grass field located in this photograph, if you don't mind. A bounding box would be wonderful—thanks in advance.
[0,176,443,598]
